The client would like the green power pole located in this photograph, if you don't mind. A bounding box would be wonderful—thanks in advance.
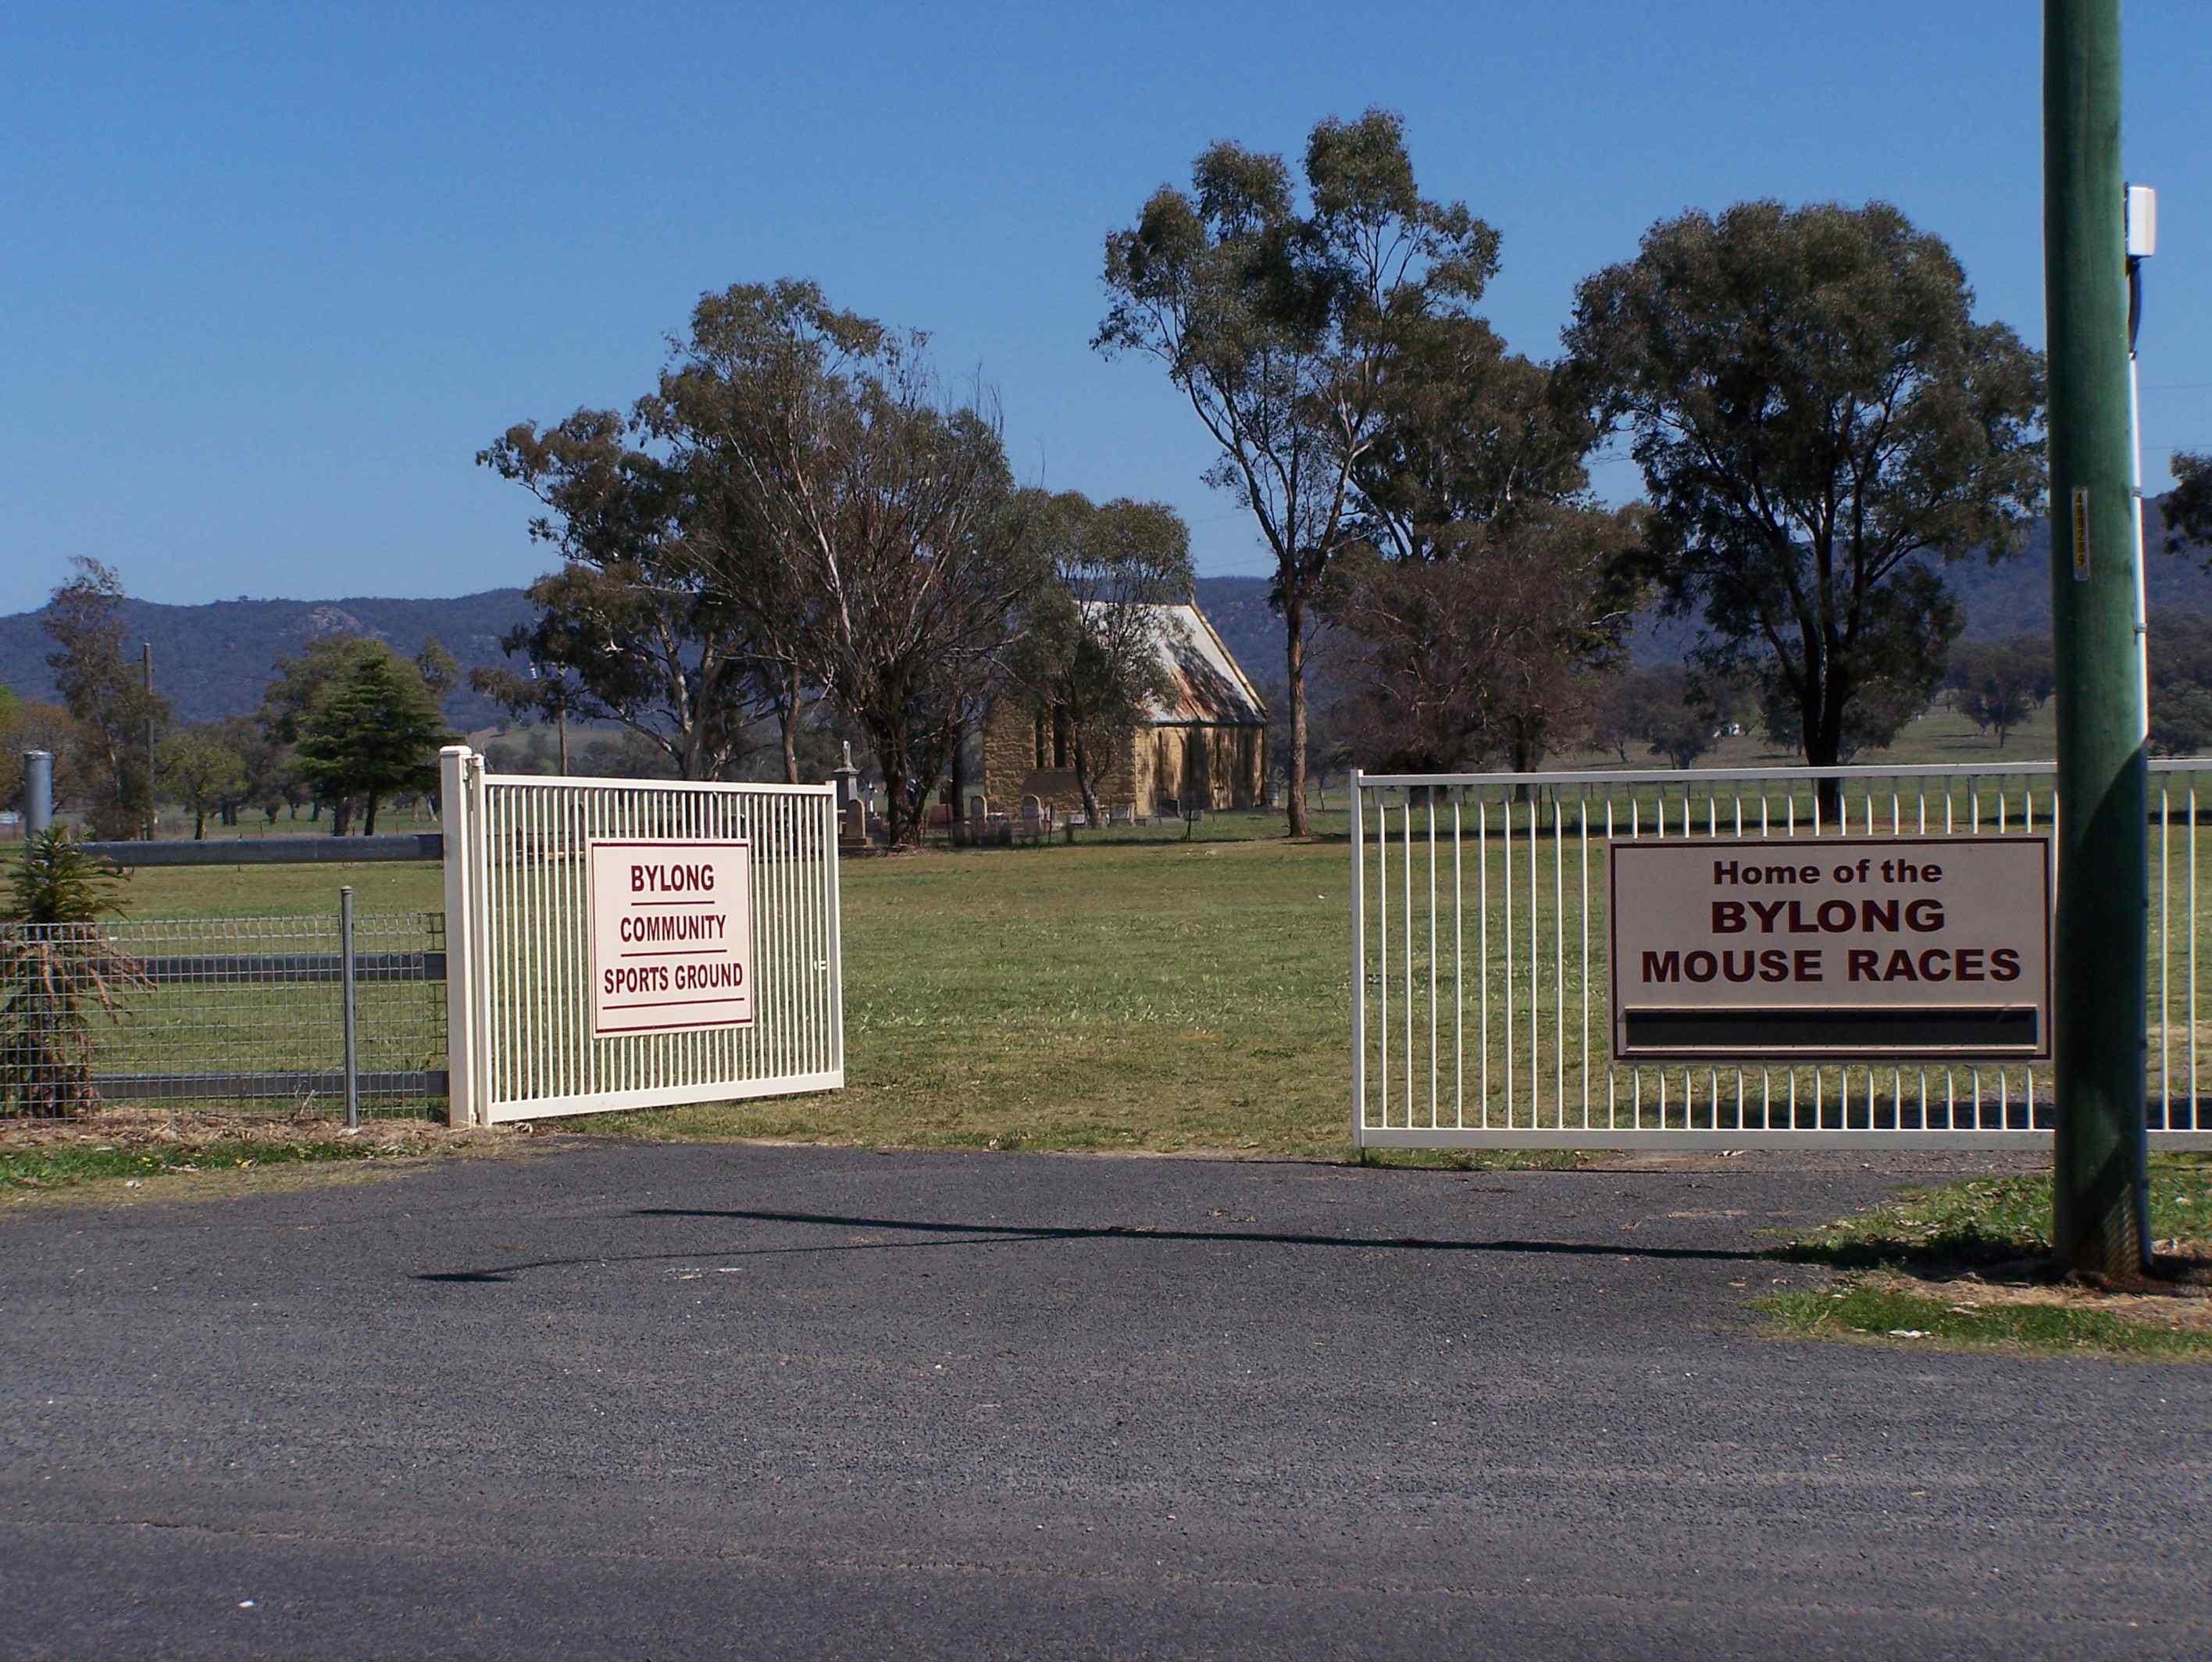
[2045,0,2150,1277]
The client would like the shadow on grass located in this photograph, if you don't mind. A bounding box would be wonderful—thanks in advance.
[416,1204,1771,1284]
[1775,1223,2212,1296]
[1771,1223,2050,1279]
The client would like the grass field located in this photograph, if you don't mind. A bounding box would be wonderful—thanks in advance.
[118,815,1368,1154]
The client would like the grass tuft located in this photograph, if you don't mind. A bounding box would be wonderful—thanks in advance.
[1776,1161,2212,1275]
[1761,1282,2212,1361]
[2,1137,391,1195]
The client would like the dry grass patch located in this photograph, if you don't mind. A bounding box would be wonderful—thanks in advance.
[0,1109,519,1209]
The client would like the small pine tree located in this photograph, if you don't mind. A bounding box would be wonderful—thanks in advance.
[294,651,454,834]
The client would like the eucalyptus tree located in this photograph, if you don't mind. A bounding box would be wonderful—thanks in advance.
[1331,308,1638,774]
[666,281,1044,847]
[1348,315,1597,562]
[155,726,247,840]
[41,560,169,839]
[1097,109,1499,835]
[1329,501,1639,774]
[1008,491,1194,825]
[1565,201,2046,804]
[477,409,769,781]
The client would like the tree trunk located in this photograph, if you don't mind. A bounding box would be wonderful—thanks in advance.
[1510,736,1543,804]
[1283,590,1311,837]
[1073,740,1102,827]
[949,716,969,821]
[877,720,916,848]
[363,794,381,836]
[193,804,205,840]
[1807,687,1846,823]
[330,797,350,836]
[780,667,802,785]
[557,708,569,776]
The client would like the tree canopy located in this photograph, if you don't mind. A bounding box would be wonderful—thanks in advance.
[1564,200,2046,797]
[476,409,766,782]
[1097,109,1499,833]
[1006,491,1194,823]
[2169,451,2212,558]
[293,647,452,834]
[156,727,247,840]
[41,560,169,839]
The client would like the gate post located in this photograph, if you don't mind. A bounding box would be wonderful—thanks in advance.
[1350,769,1365,1151]
[439,746,486,1127]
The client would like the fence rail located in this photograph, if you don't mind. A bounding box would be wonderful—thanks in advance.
[77,834,444,867]
[1350,759,2212,1150]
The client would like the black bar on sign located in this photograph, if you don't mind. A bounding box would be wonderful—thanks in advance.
[1621,1006,2041,1054]
[77,835,443,867]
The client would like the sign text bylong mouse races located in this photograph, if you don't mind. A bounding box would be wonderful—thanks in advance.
[1607,836,2051,1061]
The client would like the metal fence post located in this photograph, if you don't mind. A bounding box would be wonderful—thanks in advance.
[24,751,53,836]
[340,886,359,1129]
[438,746,483,1128]
[1350,769,1366,1151]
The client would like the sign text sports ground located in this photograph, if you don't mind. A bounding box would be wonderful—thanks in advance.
[589,840,755,1038]
[1608,836,2050,1061]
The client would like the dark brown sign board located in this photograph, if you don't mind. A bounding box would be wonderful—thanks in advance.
[1608,835,2053,1063]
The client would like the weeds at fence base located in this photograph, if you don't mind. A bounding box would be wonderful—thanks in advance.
[0,1109,515,1204]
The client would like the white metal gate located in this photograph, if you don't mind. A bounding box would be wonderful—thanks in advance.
[441,748,844,1125]
[1350,760,2212,1150]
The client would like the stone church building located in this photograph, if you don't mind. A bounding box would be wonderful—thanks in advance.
[981,603,1268,819]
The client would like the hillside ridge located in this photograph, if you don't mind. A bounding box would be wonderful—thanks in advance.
[5,510,2207,725]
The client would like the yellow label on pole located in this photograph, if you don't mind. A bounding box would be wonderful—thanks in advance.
[2071,486,2092,581]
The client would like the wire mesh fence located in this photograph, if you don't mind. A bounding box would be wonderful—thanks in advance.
[1,912,447,1120]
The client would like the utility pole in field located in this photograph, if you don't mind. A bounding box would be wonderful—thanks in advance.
[2044,0,2150,1276]
[141,641,156,842]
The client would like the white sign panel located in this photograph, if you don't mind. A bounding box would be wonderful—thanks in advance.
[589,840,755,1038]
[1608,835,2050,1061]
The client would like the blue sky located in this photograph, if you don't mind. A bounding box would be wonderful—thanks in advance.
[3,1,2207,615]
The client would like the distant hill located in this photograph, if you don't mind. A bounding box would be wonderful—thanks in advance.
[4,511,2203,726]
[0,577,1296,730]
[1631,499,2211,664]
[0,590,540,727]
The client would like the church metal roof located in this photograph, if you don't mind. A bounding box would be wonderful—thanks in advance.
[1135,603,1269,729]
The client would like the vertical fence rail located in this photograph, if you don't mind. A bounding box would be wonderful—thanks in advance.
[1350,760,2212,1150]
[457,768,844,1125]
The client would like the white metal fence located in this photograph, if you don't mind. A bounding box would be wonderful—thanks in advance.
[1350,760,2212,1150]
[441,751,844,1125]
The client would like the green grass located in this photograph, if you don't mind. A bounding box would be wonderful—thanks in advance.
[1,1136,394,1196]
[1759,1282,2212,1361]
[1776,1157,2212,1273]
[1758,1159,2212,1361]
[613,830,1370,1155]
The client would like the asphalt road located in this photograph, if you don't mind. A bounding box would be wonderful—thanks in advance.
[3,1143,2208,1660]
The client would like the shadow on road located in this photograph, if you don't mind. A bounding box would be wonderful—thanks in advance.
[416,1206,1774,1284]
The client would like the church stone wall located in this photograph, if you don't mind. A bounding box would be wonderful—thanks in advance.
[979,701,1265,820]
